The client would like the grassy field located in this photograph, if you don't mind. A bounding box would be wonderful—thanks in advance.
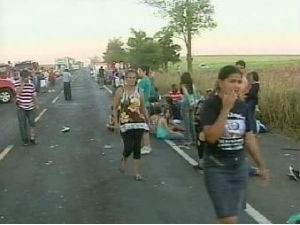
[155,54,300,138]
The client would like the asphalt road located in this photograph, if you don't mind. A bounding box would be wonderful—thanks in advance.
[0,68,299,223]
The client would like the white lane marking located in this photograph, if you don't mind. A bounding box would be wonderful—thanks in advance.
[0,145,13,161]
[103,85,112,94]
[52,96,59,104]
[245,203,272,224]
[35,108,47,122]
[103,84,272,224]
[164,140,198,166]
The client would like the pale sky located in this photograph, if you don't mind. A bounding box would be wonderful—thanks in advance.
[0,0,299,64]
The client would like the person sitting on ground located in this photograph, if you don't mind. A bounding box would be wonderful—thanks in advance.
[155,107,185,141]
[165,96,181,121]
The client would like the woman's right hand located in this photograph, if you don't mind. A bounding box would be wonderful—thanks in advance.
[221,90,237,111]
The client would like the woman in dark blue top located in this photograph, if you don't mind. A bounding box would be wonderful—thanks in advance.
[200,65,269,224]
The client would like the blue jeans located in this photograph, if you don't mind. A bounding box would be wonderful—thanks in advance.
[17,108,36,143]
[180,101,195,142]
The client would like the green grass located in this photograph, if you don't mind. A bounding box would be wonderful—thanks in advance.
[169,54,300,73]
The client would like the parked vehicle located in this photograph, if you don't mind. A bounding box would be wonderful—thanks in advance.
[0,78,15,103]
[14,60,39,71]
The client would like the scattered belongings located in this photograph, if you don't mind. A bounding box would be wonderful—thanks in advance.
[287,165,300,182]
[61,126,70,132]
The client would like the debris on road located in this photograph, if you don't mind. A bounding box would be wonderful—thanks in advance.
[61,126,70,132]
[49,144,59,149]
[45,160,54,166]
[104,144,112,149]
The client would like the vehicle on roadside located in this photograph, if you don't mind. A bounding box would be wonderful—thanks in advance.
[14,60,39,72]
[0,78,15,103]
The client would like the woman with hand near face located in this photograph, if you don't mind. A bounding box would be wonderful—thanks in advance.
[200,65,269,224]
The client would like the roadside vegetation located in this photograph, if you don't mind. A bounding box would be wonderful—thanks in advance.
[93,0,300,138]
[155,55,300,139]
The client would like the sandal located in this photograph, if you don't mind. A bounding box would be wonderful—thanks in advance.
[134,174,144,181]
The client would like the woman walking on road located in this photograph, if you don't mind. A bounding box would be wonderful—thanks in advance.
[200,65,269,223]
[113,70,150,181]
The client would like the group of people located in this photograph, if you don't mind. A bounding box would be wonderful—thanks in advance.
[108,60,269,223]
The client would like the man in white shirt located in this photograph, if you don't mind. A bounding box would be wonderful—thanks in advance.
[62,68,72,100]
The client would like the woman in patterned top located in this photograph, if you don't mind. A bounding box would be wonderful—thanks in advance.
[112,69,150,181]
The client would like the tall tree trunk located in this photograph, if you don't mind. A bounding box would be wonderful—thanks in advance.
[186,28,192,73]
[185,0,193,74]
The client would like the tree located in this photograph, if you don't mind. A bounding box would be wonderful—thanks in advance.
[103,38,126,63]
[126,28,163,69]
[142,0,217,73]
[154,28,181,70]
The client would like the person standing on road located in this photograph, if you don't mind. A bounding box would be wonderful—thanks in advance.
[98,66,105,89]
[200,65,269,224]
[137,65,153,155]
[62,68,72,101]
[113,69,150,181]
[14,69,39,146]
[48,68,56,92]
[180,72,197,147]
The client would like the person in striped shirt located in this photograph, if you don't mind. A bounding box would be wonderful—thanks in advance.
[15,69,39,146]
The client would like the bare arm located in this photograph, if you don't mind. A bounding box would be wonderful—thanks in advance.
[203,107,230,144]
[33,93,39,110]
[245,132,270,184]
[139,92,150,126]
[245,132,265,170]
[113,88,122,125]
[180,84,189,96]
[203,91,237,144]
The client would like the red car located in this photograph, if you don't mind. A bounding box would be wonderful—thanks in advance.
[0,78,15,103]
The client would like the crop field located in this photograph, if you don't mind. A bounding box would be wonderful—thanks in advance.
[155,54,300,137]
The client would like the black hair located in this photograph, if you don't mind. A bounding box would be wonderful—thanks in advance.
[235,60,246,68]
[248,71,259,82]
[125,69,137,77]
[180,72,193,94]
[218,65,242,80]
[140,65,150,76]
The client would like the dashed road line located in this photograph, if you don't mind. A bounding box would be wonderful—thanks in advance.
[245,203,272,224]
[52,95,59,103]
[164,140,198,166]
[0,145,13,161]
[103,84,273,224]
[103,85,112,94]
[35,108,47,122]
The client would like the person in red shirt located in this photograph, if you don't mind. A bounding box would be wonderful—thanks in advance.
[169,84,182,102]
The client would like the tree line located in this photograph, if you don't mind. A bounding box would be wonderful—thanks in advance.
[102,0,216,73]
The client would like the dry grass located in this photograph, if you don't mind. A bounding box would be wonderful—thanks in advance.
[154,57,300,138]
